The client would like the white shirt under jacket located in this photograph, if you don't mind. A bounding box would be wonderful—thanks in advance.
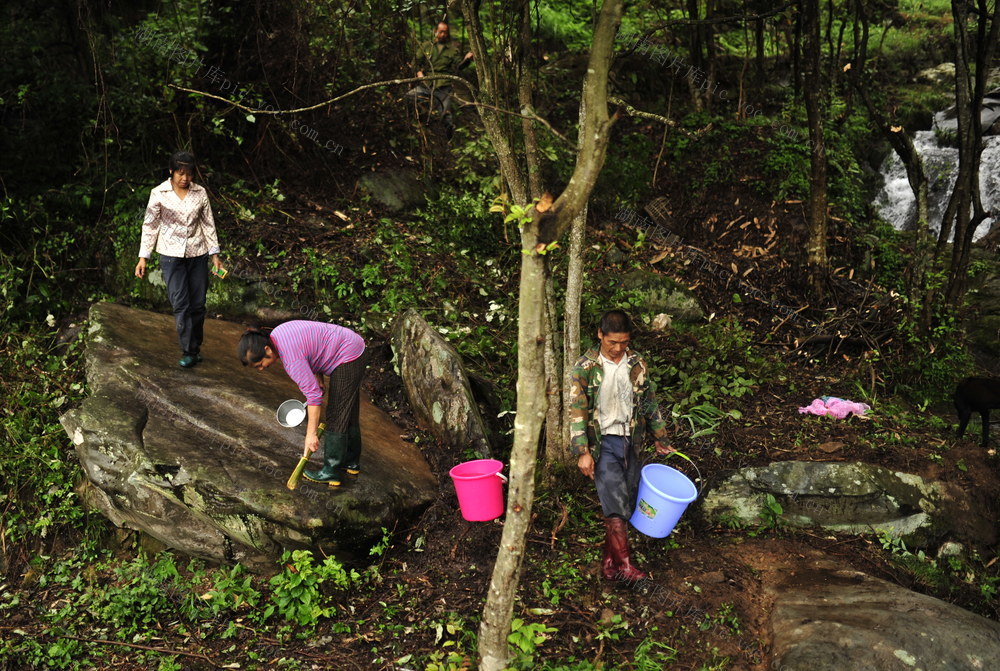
[138,180,221,259]
[597,352,633,437]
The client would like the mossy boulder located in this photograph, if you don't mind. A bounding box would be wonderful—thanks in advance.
[619,269,705,323]
[60,302,436,570]
[390,309,493,459]
[700,460,986,547]
[358,169,428,212]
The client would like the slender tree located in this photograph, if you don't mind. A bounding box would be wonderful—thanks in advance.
[802,0,828,295]
[460,1,625,668]
[847,0,932,309]
[940,0,1000,305]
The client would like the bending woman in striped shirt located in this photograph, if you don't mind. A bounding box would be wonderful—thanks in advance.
[238,321,366,487]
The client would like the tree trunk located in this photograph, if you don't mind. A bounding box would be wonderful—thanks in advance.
[477,224,548,671]
[848,0,932,307]
[803,0,827,296]
[518,0,543,201]
[754,17,766,83]
[792,1,802,98]
[685,0,704,111]
[474,2,624,667]
[459,1,528,205]
[557,72,591,463]
[517,0,564,464]
[943,0,1000,305]
[543,270,565,464]
[562,205,586,451]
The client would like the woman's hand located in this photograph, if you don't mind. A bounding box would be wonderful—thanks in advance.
[134,258,147,279]
[305,431,320,454]
[211,254,225,274]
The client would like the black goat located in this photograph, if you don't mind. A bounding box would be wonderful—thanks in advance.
[954,377,1000,447]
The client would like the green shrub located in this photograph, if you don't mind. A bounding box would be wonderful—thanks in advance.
[266,549,359,627]
[660,317,767,411]
[0,325,92,547]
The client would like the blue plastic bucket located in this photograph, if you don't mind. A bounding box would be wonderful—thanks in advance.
[630,464,698,538]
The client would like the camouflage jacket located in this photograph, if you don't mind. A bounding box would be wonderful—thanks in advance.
[568,348,669,460]
[416,40,465,80]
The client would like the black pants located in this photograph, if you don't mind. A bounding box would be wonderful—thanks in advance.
[594,435,641,519]
[160,254,208,356]
[405,84,454,129]
[325,352,366,433]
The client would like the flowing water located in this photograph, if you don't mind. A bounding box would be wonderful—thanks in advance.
[874,118,1000,242]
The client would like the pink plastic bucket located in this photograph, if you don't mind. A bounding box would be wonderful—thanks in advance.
[449,459,508,521]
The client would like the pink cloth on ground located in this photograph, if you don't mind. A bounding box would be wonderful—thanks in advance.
[797,397,870,419]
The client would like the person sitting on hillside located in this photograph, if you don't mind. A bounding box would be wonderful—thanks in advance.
[237,321,366,488]
[569,310,674,582]
[405,20,474,139]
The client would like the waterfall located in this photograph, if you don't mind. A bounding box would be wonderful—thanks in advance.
[875,125,1000,242]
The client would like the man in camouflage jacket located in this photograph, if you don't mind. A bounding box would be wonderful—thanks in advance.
[405,21,473,138]
[569,310,673,581]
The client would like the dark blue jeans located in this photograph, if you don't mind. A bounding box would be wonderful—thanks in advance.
[160,254,208,356]
[594,435,641,519]
[405,84,454,128]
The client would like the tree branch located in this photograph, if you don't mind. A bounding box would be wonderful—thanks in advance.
[538,0,625,243]
[168,74,476,115]
[608,96,704,137]
[56,634,221,668]
[451,94,575,147]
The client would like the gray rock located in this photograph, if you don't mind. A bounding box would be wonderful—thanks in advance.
[358,169,427,212]
[620,269,705,323]
[933,88,1000,136]
[391,309,492,459]
[770,560,1000,671]
[60,302,436,570]
[937,541,964,558]
[915,62,955,85]
[700,461,983,546]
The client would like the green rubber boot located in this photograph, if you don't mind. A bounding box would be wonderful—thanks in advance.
[304,431,347,487]
[344,424,362,475]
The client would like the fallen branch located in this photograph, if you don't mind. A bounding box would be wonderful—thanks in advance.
[169,77,576,148]
[55,634,221,668]
[450,95,575,147]
[549,500,570,549]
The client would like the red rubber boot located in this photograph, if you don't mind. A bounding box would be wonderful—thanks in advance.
[602,518,618,580]
[607,517,647,582]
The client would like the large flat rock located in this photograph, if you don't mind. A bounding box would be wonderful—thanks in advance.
[60,302,436,570]
[769,558,1000,670]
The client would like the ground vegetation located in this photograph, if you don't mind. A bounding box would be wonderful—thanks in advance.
[2,0,998,669]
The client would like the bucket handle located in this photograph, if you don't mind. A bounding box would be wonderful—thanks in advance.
[497,472,508,483]
[664,450,704,495]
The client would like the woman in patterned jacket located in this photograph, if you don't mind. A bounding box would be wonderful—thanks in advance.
[135,151,225,368]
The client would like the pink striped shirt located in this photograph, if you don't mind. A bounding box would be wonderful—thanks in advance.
[270,321,365,405]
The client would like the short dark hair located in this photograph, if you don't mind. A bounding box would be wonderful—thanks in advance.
[599,309,634,336]
[169,151,197,174]
[237,328,273,365]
